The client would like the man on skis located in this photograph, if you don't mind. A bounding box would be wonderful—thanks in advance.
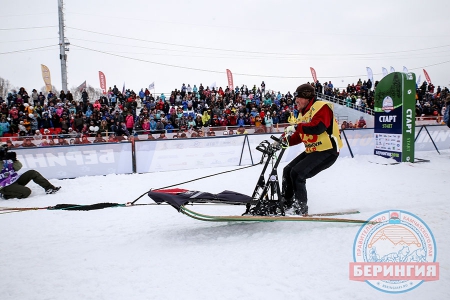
[282,83,343,215]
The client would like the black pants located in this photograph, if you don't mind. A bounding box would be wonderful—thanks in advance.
[282,150,338,204]
[1,170,54,199]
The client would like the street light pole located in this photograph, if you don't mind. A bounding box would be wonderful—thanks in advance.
[58,0,69,92]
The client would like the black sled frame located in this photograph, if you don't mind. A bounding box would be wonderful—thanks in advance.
[244,135,288,216]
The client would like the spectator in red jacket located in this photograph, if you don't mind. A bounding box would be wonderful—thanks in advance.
[356,116,367,128]
[220,116,228,126]
[80,136,91,144]
[125,112,134,133]
[227,113,237,126]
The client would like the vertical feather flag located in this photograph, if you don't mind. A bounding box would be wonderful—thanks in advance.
[226,69,234,89]
[99,71,107,95]
[423,69,431,84]
[40,64,52,92]
[366,67,373,83]
[310,67,317,83]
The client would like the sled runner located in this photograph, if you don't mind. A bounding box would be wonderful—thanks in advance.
[147,135,370,224]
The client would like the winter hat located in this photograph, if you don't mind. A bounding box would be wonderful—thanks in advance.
[295,84,315,100]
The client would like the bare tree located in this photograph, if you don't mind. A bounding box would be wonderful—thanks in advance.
[0,76,12,99]
[69,84,102,102]
[70,85,82,102]
[40,85,59,95]
[86,85,103,102]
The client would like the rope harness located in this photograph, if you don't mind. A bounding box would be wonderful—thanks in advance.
[0,162,263,214]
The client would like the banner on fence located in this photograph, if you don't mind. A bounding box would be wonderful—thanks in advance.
[9,125,449,179]
[14,143,133,179]
[135,136,248,173]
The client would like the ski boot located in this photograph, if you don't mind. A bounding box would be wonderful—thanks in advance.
[46,186,61,194]
[292,201,308,216]
[281,196,293,210]
[284,198,308,215]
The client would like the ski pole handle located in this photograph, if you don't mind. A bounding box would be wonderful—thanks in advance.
[271,134,289,148]
[271,135,281,142]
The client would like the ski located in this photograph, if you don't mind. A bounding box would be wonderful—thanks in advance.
[291,210,360,217]
[180,206,372,224]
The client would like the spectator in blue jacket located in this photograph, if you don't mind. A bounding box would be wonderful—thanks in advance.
[0,116,10,136]
[237,116,245,127]
[272,111,280,125]
[444,96,450,125]
[165,121,174,133]
[149,118,157,132]
[139,89,145,100]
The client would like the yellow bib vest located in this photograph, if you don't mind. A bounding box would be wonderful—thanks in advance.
[296,101,343,153]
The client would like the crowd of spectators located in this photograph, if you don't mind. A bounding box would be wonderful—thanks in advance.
[0,81,299,146]
[314,79,375,112]
[414,82,449,121]
[315,78,450,121]
[0,78,447,148]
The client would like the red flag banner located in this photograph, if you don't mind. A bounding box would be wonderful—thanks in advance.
[310,67,317,83]
[226,69,234,89]
[77,80,86,92]
[423,69,431,84]
[99,71,107,95]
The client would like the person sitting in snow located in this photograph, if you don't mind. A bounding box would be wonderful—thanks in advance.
[0,146,60,199]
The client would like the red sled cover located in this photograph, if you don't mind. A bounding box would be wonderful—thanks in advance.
[147,189,252,211]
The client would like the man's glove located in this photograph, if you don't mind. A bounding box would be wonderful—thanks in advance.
[271,141,281,150]
[5,151,16,161]
[284,125,297,135]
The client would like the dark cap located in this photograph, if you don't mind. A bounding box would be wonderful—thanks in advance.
[295,84,315,100]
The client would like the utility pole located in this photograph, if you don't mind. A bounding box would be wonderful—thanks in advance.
[58,0,70,92]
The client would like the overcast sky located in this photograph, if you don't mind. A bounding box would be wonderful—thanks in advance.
[1,0,449,95]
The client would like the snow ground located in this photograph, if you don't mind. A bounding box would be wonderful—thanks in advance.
[0,150,449,300]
